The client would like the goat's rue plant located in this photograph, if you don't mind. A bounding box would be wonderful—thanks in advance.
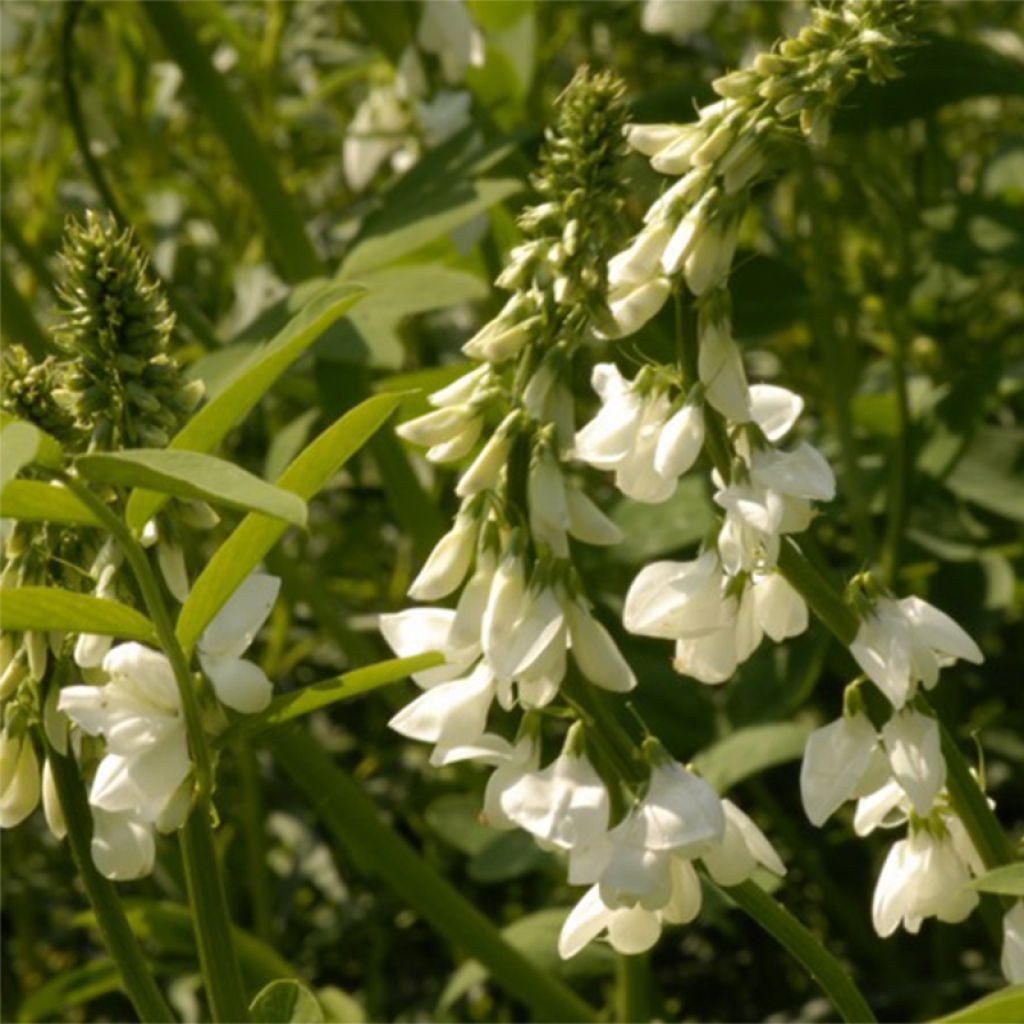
[2,1,1022,1021]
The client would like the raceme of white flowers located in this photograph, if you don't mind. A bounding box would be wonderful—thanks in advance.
[381,5,1012,974]
[1,571,281,882]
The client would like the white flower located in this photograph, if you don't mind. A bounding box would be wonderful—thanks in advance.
[59,643,190,824]
[491,585,568,710]
[871,827,978,937]
[500,746,610,851]
[574,365,677,503]
[416,0,484,84]
[608,221,674,289]
[90,807,156,881]
[408,513,478,600]
[559,856,703,958]
[853,778,909,837]
[428,364,491,408]
[1002,902,1024,984]
[343,85,412,192]
[417,90,473,147]
[567,600,637,693]
[684,211,740,297]
[379,606,480,687]
[880,709,945,817]
[701,799,786,886]
[640,0,715,43]
[698,316,750,422]
[748,384,804,442]
[850,595,983,709]
[624,551,731,641]
[396,405,482,464]
[388,660,496,765]
[0,731,40,828]
[800,712,879,826]
[603,277,672,339]
[197,573,281,714]
[456,416,517,496]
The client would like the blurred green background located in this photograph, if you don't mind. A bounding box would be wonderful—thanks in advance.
[2,1,1023,1021]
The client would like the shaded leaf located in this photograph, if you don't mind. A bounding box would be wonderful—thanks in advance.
[77,450,307,528]
[693,722,812,792]
[937,985,1024,1024]
[967,862,1024,896]
[250,980,324,1024]
[0,419,62,492]
[0,587,156,642]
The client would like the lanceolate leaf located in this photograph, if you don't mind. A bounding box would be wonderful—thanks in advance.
[223,654,444,742]
[176,392,402,653]
[966,862,1024,896]
[938,985,1024,1024]
[0,419,63,492]
[76,450,308,528]
[125,283,365,531]
[0,480,101,526]
[0,588,156,641]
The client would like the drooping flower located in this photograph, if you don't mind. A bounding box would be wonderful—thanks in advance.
[800,711,880,827]
[1002,902,1024,984]
[0,731,41,828]
[700,799,786,886]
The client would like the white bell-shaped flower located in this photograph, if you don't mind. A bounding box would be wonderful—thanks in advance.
[800,712,879,827]
[42,757,66,840]
[59,643,190,824]
[0,732,41,828]
[880,709,945,817]
[853,778,911,838]
[197,573,281,714]
[851,595,983,709]
[408,513,478,600]
[1002,902,1024,984]
[388,661,496,765]
[871,827,979,937]
[456,416,517,496]
[701,799,786,886]
[608,221,674,290]
[500,743,610,851]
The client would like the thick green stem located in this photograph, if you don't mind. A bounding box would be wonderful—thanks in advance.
[43,731,175,1022]
[719,878,876,1024]
[615,953,653,1023]
[57,471,249,1021]
[270,730,599,1024]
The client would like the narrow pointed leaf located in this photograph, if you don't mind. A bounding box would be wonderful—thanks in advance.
[966,862,1024,896]
[223,654,443,742]
[176,392,402,653]
[125,283,365,531]
[77,450,307,528]
[937,986,1024,1023]
[0,587,156,641]
[0,480,101,526]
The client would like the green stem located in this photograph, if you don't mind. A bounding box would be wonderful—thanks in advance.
[43,730,175,1022]
[719,878,876,1024]
[141,0,322,283]
[56,471,249,1021]
[882,318,911,584]
[270,730,599,1024]
[234,741,274,944]
[615,953,653,1024]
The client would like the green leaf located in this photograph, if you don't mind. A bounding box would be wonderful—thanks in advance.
[693,722,813,792]
[341,179,522,275]
[0,587,156,641]
[425,794,495,857]
[437,909,614,1012]
[222,653,443,742]
[77,450,307,528]
[316,987,366,1024]
[17,958,125,1023]
[250,980,324,1024]
[937,986,1024,1023]
[176,393,401,653]
[967,862,1024,896]
[610,476,713,564]
[125,282,364,531]
[0,480,101,526]
[0,419,62,492]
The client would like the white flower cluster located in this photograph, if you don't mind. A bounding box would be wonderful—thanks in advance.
[343,1,483,191]
[0,572,280,881]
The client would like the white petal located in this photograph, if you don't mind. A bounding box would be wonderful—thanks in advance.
[661,856,703,924]
[42,757,67,840]
[853,779,909,837]
[90,808,156,881]
[203,656,274,714]
[900,596,983,665]
[654,403,704,479]
[640,761,725,853]
[751,572,807,642]
[200,573,280,662]
[0,734,40,828]
[1001,902,1024,984]
[871,838,915,938]
[565,486,623,546]
[749,384,803,442]
[607,905,663,954]
[103,644,181,712]
[74,632,113,670]
[881,709,945,817]
[751,443,835,502]
[673,627,738,684]
[698,323,750,422]
[800,713,878,826]
[567,602,636,693]
[378,608,473,687]
[604,278,672,339]
[408,516,477,601]
[558,885,614,959]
